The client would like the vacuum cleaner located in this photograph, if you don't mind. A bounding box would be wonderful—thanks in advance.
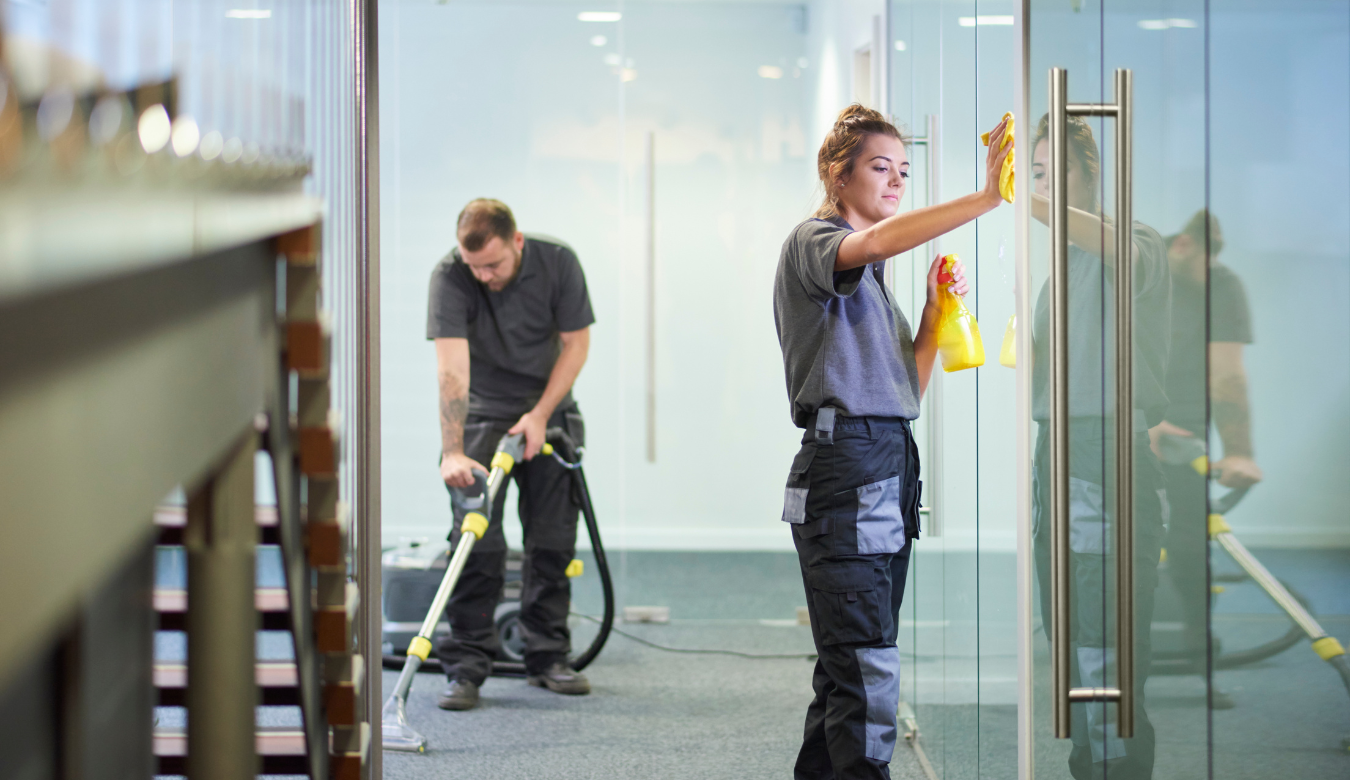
[381,428,614,753]
[1150,440,1350,750]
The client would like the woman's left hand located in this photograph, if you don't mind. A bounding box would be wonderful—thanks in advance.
[925,255,969,305]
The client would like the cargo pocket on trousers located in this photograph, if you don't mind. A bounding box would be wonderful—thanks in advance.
[781,443,817,524]
[805,561,886,645]
[563,409,586,448]
[855,476,906,554]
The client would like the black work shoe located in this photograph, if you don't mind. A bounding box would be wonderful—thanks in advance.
[437,678,480,710]
[527,662,591,695]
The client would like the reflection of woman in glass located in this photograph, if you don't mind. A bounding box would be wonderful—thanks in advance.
[1029,115,1171,779]
[773,104,1009,780]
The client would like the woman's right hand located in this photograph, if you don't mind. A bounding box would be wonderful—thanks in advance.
[925,254,969,307]
[982,117,1012,205]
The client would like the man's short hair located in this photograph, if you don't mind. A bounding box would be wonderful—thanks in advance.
[1174,208,1224,256]
[457,199,516,252]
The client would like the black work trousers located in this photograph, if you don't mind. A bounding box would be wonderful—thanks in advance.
[436,405,585,684]
[784,414,922,780]
[1161,461,1210,656]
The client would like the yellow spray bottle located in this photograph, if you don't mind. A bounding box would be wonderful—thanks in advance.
[999,315,1017,368]
[936,254,986,372]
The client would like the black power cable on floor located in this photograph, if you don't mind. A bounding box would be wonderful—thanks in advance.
[569,612,818,661]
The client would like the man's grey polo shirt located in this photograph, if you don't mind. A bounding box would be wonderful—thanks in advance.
[774,217,921,428]
[427,234,595,420]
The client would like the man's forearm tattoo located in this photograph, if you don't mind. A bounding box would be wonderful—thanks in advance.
[439,374,469,454]
[1212,373,1253,458]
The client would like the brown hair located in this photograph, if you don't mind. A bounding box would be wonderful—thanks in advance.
[814,104,909,220]
[1033,113,1102,211]
[457,198,517,252]
[1174,209,1224,256]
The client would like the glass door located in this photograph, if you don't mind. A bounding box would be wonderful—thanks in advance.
[1023,0,1210,778]
[1204,2,1350,778]
[890,1,1021,775]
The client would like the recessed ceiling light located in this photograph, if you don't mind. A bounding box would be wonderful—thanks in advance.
[1139,18,1197,30]
[758,65,784,80]
[225,9,272,19]
[590,35,607,47]
[894,40,907,51]
[578,11,621,23]
[958,15,1013,27]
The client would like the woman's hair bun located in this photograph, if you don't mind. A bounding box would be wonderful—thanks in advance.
[835,104,888,126]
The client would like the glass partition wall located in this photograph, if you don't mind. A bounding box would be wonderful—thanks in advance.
[1204,3,1350,777]
[377,0,1349,776]
[1021,1,1349,779]
[889,1,1021,776]
[379,2,820,775]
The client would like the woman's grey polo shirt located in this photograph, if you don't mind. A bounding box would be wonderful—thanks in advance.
[773,217,921,428]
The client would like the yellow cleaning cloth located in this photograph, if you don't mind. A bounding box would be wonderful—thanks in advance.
[980,112,1015,203]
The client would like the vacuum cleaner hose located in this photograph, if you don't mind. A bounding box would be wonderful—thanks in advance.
[565,455,614,671]
[491,426,614,675]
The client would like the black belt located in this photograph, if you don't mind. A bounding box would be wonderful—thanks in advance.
[804,408,910,446]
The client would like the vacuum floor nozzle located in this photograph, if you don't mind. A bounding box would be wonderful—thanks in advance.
[381,692,427,753]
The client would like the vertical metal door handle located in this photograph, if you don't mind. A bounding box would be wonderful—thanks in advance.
[1048,66,1135,740]
[645,131,656,463]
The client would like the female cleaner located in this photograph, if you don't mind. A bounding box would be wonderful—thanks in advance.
[773,104,1010,780]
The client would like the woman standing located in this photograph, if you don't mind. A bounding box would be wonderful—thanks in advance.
[773,104,1010,780]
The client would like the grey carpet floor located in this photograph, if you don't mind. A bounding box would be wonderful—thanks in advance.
[380,620,931,780]
[152,548,1349,778]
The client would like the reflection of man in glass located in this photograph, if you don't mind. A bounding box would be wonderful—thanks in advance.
[1029,115,1172,779]
[1151,210,1260,705]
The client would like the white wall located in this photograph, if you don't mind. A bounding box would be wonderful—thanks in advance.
[379,1,816,551]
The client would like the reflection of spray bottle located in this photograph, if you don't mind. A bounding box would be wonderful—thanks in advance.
[999,315,1017,367]
[936,255,986,372]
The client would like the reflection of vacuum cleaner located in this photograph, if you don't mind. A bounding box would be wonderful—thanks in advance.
[381,429,614,753]
[1151,439,1350,750]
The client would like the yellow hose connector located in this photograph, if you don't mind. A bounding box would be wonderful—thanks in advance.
[565,559,584,578]
[491,451,516,474]
[1208,514,1232,537]
[1313,637,1346,661]
[408,636,434,661]
[461,512,489,540]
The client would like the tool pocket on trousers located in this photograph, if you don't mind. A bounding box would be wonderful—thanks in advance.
[563,409,586,448]
[854,476,906,554]
[806,561,886,645]
[781,443,817,525]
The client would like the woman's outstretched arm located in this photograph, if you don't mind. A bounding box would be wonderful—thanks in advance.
[835,118,1011,271]
[1028,191,1140,266]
